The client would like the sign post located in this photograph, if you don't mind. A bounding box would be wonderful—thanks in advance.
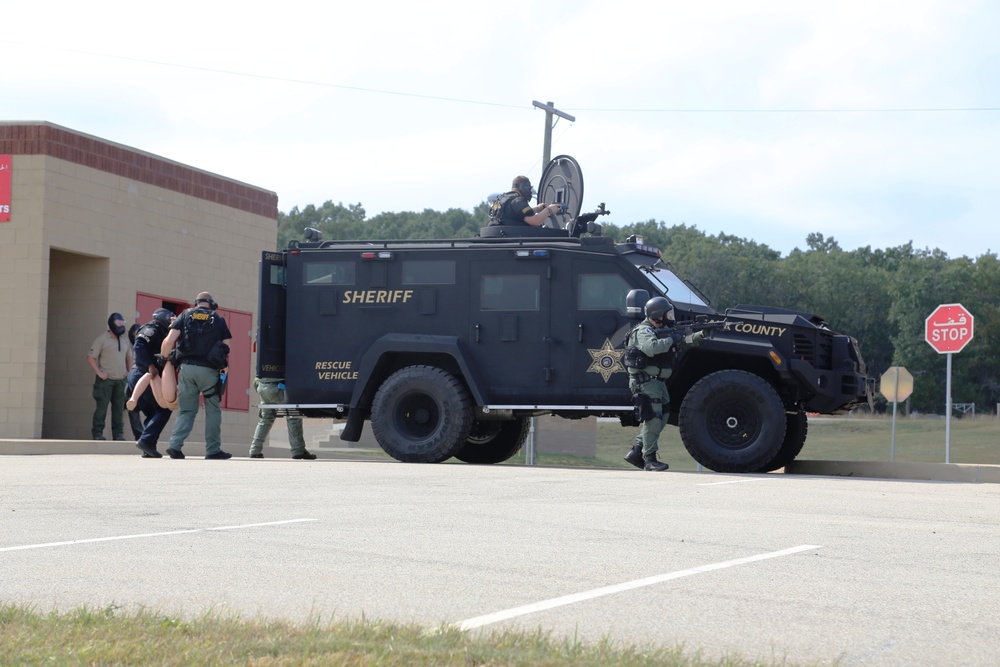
[925,304,975,463]
[880,367,913,461]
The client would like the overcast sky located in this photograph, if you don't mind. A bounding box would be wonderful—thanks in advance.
[4,0,997,258]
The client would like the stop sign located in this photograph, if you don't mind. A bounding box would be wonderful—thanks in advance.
[880,367,913,402]
[925,303,975,354]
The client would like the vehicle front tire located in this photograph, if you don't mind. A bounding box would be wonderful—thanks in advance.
[754,411,808,473]
[454,417,530,464]
[371,366,473,463]
[678,370,786,473]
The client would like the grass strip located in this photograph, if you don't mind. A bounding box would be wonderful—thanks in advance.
[0,604,822,666]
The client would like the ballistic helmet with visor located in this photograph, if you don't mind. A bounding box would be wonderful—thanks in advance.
[152,308,174,328]
[644,297,674,324]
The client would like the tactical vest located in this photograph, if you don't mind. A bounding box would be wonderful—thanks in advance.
[622,323,677,372]
[653,346,678,370]
[622,326,653,370]
[488,192,520,226]
[176,306,219,363]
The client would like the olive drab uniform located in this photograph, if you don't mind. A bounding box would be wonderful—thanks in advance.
[166,303,232,458]
[249,377,315,460]
[624,318,680,461]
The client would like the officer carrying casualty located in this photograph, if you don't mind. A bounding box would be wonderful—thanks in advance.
[160,292,233,460]
[256,155,871,473]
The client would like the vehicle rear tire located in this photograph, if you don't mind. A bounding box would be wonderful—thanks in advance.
[454,417,529,464]
[371,366,473,463]
[754,411,808,473]
[678,370,786,473]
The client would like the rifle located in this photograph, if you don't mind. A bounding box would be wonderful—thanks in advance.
[566,203,610,238]
[655,319,727,341]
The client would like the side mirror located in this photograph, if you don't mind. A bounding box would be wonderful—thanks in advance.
[626,289,650,320]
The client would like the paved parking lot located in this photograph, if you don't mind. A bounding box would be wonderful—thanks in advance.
[2,455,999,666]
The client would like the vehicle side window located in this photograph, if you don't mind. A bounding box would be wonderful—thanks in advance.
[402,260,456,285]
[269,265,285,286]
[481,275,540,311]
[304,261,355,285]
[579,273,629,313]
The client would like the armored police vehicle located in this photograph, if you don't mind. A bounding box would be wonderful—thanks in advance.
[257,156,871,473]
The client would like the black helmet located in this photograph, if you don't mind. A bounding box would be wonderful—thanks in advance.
[644,297,675,323]
[152,308,173,328]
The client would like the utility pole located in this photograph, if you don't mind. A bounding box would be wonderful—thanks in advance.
[532,100,576,167]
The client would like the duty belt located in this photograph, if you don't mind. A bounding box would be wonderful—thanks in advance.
[630,370,660,384]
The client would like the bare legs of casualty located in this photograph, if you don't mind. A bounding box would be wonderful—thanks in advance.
[126,360,179,412]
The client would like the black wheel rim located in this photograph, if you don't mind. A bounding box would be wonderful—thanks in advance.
[707,395,761,450]
[466,421,502,444]
[392,390,439,441]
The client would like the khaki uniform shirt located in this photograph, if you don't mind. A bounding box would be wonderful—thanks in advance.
[88,331,130,380]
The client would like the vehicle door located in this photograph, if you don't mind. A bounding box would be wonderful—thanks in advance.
[545,257,633,406]
[256,251,287,380]
[469,253,552,406]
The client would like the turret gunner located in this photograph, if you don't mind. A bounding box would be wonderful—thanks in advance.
[488,175,562,227]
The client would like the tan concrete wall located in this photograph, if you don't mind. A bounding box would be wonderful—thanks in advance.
[0,154,48,437]
[0,150,277,445]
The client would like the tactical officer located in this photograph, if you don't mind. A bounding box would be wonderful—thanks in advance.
[86,312,132,441]
[130,308,175,458]
[161,292,233,460]
[249,377,316,460]
[488,175,562,227]
[126,323,144,440]
[623,297,705,471]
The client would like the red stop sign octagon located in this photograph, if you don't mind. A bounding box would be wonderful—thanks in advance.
[925,303,975,354]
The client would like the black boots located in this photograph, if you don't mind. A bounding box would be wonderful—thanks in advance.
[624,444,644,469]
[643,454,669,472]
[625,445,669,471]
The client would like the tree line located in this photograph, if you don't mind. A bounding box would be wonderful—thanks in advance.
[276,201,999,416]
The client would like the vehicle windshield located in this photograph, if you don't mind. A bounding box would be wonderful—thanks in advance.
[641,264,709,307]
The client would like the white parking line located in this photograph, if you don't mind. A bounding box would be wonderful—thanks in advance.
[455,544,821,630]
[0,519,317,553]
[696,478,772,486]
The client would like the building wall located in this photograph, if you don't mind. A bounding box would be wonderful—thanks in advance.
[0,122,278,443]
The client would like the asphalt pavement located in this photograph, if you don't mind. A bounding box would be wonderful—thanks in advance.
[2,455,999,666]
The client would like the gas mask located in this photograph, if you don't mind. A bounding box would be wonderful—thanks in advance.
[108,313,126,337]
[517,181,533,201]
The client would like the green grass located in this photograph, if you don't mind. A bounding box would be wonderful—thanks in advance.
[0,605,822,667]
[532,415,1000,471]
[334,415,1000,471]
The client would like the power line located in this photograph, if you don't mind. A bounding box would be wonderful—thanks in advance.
[2,39,522,111]
[5,38,998,114]
[572,106,1000,113]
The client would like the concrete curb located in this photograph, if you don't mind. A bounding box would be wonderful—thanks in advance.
[3,440,1000,483]
[0,440,376,461]
[784,460,1000,484]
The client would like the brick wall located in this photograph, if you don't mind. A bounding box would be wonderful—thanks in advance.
[0,122,277,218]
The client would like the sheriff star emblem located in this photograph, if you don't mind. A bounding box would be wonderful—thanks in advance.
[587,338,626,383]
